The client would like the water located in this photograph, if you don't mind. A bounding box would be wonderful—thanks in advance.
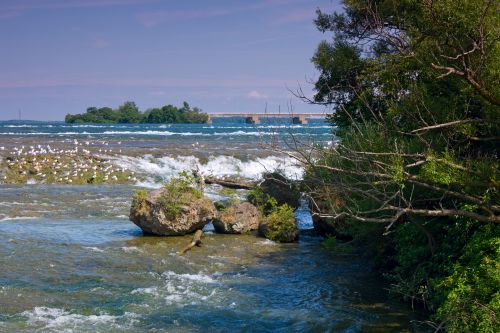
[0,121,425,332]
[0,119,332,158]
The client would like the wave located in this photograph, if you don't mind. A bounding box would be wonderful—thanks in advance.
[203,125,331,129]
[0,216,39,221]
[20,307,139,330]
[113,154,304,186]
[3,124,49,128]
[0,130,331,137]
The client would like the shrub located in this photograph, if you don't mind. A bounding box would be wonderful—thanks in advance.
[156,175,202,220]
[434,224,500,332]
[131,189,149,215]
[247,186,277,215]
[259,204,298,243]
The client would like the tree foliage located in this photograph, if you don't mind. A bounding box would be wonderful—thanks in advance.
[295,1,499,330]
[65,101,208,124]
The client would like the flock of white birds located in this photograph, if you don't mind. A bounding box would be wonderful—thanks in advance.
[0,139,137,184]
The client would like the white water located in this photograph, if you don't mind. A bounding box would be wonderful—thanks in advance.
[114,154,304,187]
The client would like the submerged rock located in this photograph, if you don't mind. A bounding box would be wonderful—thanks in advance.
[129,187,216,236]
[212,201,260,234]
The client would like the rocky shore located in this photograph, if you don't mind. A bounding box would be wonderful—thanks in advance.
[129,173,301,243]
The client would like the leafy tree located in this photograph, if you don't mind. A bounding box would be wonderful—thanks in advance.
[116,101,141,123]
[296,1,499,330]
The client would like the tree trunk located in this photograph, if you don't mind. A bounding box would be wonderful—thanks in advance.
[204,177,253,189]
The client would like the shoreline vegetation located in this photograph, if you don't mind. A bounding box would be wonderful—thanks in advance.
[65,101,209,124]
[297,1,499,332]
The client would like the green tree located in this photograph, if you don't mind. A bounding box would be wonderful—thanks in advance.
[116,101,142,123]
[298,1,499,330]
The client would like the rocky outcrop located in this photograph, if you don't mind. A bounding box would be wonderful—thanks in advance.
[259,172,301,209]
[212,202,260,234]
[130,188,216,236]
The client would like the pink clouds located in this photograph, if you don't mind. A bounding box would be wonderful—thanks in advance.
[137,8,231,27]
[247,90,268,99]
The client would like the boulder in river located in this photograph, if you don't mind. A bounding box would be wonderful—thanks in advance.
[129,182,216,236]
[212,201,260,234]
[258,172,301,209]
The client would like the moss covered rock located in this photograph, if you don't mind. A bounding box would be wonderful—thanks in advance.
[259,172,301,209]
[130,178,216,236]
[212,201,260,234]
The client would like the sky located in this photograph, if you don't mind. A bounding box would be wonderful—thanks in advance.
[0,0,341,121]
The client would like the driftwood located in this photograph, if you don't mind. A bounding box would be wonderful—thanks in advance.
[179,229,203,255]
[204,177,253,190]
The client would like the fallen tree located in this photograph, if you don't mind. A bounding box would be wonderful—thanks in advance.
[178,229,203,255]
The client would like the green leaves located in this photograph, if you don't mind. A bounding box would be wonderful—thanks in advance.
[306,1,500,329]
[65,101,208,124]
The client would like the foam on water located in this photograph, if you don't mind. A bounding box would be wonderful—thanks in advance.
[0,216,39,222]
[83,246,105,253]
[114,154,304,185]
[0,130,330,137]
[164,271,216,283]
[21,307,139,331]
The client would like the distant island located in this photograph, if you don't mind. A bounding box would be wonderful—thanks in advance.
[65,101,209,124]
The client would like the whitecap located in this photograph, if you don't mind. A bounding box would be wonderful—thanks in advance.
[21,307,139,330]
[113,154,304,185]
[121,246,142,253]
[83,246,105,253]
[162,271,215,283]
[0,216,39,221]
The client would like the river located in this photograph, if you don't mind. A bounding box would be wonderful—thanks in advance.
[0,120,425,332]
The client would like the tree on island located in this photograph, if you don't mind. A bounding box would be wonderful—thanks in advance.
[65,101,209,124]
[289,0,499,331]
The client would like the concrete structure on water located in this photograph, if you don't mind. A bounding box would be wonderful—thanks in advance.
[206,113,325,125]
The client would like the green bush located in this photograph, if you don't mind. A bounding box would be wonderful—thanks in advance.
[259,204,298,243]
[156,175,202,220]
[435,225,500,332]
[131,189,149,215]
[247,186,277,215]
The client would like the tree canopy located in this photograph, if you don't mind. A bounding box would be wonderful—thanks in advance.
[297,1,499,331]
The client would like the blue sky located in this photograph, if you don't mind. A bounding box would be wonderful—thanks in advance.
[0,0,341,120]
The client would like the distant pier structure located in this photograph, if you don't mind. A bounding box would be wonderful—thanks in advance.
[206,113,325,125]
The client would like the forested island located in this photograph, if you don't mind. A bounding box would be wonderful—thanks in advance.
[65,101,209,124]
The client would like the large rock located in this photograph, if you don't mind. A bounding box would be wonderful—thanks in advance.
[212,202,260,234]
[130,188,216,236]
[259,172,301,209]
